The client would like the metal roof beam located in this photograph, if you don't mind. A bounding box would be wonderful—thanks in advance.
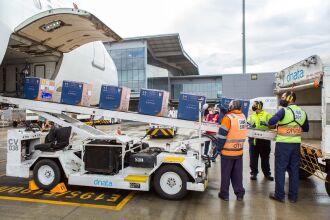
[154,51,182,57]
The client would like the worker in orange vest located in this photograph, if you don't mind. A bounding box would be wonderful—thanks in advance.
[216,100,247,201]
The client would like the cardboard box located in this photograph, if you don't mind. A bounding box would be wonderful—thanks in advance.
[60,80,93,106]
[99,85,131,111]
[138,89,169,116]
[23,77,55,101]
[218,97,250,121]
[177,93,206,121]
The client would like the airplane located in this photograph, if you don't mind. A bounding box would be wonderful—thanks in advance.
[0,0,121,105]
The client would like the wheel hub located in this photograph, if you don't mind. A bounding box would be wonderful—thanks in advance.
[38,165,55,186]
[160,171,182,195]
[167,177,176,187]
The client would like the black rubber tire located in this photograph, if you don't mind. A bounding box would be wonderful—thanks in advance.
[33,159,61,190]
[325,172,330,197]
[153,164,189,200]
[299,168,313,179]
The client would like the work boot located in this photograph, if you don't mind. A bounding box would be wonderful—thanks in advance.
[237,196,244,201]
[218,193,229,201]
[288,197,297,203]
[269,193,284,203]
[250,175,257,180]
[265,175,274,181]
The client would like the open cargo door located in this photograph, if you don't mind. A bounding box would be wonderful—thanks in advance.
[11,8,121,56]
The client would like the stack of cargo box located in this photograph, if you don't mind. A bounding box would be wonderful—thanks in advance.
[23,77,55,102]
[177,93,206,121]
[138,89,169,116]
[60,80,93,107]
[99,85,131,111]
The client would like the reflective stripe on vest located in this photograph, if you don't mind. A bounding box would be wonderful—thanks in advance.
[276,105,306,143]
[221,113,247,157]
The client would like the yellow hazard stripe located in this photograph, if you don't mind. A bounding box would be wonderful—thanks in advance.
[160,129,169,136]
[85,120,112,125]
[124,175,149,183]
[166,129,174,136]
[151,129,159,136]
[163,156,185,163]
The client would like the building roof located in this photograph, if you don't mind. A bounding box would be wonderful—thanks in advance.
[123,33,199,75]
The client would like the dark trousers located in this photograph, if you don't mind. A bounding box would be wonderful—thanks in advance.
[274,142,300,200]
[219,157,245,199]
[249,138,271,176]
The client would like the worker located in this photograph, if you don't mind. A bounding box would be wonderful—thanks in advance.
[203,105,212,121]
[268,91,309,203]
[203,106,219,155]
[248,101,274,181]
[216,100,247,201]
[41,119,51,132]
[44,121,56,143]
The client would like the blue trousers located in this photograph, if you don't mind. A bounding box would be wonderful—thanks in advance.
[219,157,245,199]
[274,142,300,200]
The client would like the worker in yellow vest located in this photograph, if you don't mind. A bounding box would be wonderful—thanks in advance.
[216,100,247,201]
[248,101,274,181]
[268,91,309,203]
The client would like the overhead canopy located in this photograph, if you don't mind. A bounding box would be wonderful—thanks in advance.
[124,34,198,75]
[13,8,121,54]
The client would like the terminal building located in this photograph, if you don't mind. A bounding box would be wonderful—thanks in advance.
[104,33,275,106]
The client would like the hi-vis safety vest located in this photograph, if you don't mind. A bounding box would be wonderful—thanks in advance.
[248,110,272,144]
[276,105,307,143]
[248,110,272,130]
[221,113,248,157]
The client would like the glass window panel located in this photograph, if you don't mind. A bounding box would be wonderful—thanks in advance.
[121,57,127,70]
[187,84,191,91]
[183,84,187,91]
[121,49,127,60]
[110,50,120,59]
[127,58,133,69]
[137,58,145,69]
[118,71,122,82]
[132,81,139,89]
[132,58,138,70]
[127,70,133,81]
[130,48,141,58]
[113,58,121,70]
[137,48,145,58]
[125,81,132,88]
[201,83,206,91]
[121,70,128,81]
[133,70,139,80]
[187,84,192,92]
[139,81,146,89]
[127,49,134,58]
[138,70,145,80]
[195,84,200,91]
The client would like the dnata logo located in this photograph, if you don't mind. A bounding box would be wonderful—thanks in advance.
[286,70,304,82]
[94,179,112,187]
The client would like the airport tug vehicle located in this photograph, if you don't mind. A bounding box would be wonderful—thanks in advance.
[2,96,218,200]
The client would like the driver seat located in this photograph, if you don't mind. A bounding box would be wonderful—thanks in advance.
[35,127,72,152]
